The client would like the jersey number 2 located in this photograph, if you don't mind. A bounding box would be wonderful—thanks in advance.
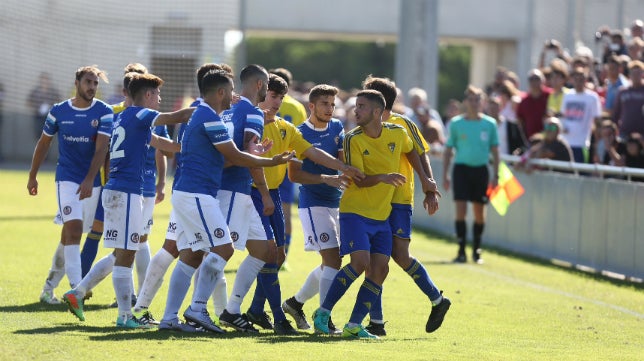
[110,126,126,159]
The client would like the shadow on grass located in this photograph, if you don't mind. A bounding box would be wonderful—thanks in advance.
[0,302,112,313]
[415,228,644,290]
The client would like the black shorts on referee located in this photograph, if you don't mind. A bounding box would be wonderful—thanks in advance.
[452,164,489,204]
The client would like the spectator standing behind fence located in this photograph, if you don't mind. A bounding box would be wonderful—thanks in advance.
[498,80,527,154]
[517,69,551,141]
[613,60,644,138]
[602,55,629,117]
[624,133,644,171]
[530,117,573,162]
[560,66,602,163]
[27,73,61,140]
[443,85,499,264]
[593,120,626,166]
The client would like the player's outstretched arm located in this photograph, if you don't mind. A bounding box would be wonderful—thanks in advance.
[150,133,180,155]
[216,141,293,169]
[27,134,54,195]
[155,107,196,126]
[287,159,349,190]
[302,147,365,181]
[354,173,406,188]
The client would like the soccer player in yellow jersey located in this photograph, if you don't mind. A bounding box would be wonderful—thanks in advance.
[245,74,364,334]
[313,89,417,339]
[362,76,450,335]
[270,68,308,262]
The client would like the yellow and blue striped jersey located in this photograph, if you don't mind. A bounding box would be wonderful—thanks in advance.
[340,122,413,221]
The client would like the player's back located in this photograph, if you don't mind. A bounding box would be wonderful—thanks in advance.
[277,94,307,126]
[174,103,229,198]
[105,106,158,194]
[220,98,264,194]
[44,99,113,186]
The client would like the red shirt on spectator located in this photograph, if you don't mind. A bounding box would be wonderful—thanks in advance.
[517,86,551,138]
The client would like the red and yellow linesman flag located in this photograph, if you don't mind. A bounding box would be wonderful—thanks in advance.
[486,161,524,216]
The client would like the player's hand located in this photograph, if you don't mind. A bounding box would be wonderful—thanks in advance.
[231,92,241,105]
[27,177,38,196]
[423,192,440,216]
[490,175,499,188]
[271,151,295,164]
[341,164,366,181]
[443,175,451,192]
[155,183,166,204]
[421,177,441,197]
[262,193,275,216]
[321,174,349,190]
[77,178,93,200]
[247,135,273,156]
[382,173,406,187]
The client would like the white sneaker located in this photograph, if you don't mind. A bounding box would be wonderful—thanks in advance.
[39,290,61,305]
[183,306,226,334]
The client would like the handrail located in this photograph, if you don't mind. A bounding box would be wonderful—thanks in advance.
[499,154,644,181]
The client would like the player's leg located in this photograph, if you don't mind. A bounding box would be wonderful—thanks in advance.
[471,165,490,264]
[40,230,65,304]
[135,196,155,295]
[278,174,294,261]
[452,165,469,262]
[80,189,104,277]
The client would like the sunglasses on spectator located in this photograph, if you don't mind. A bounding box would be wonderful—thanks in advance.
[544,124,559,131]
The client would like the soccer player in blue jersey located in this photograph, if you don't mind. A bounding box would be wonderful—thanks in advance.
[312,90,417,339]
[158,69,293,332]
[80,63,149,281]
[243,77,364,335]
[362,76,449,336]
[62,73,192,328]
[132,63,236,325]
[281,84,349,333]
[28,66,113,304]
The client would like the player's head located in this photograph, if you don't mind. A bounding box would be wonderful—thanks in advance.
[308,84,338,123]
[122,71,139,99]
[128,73,164,110]
[269,67,293,86]
[201,69,234,111]
[74,65,109,102]
[362,75,397,111]
[240,64,269,102]
[196,63,230,96]
[260,74,288,117]
[123,63,148,75]
[354,89,385,127]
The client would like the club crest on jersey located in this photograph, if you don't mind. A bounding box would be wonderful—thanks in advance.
[91,119,99,128]
[231,232,239,242]
[320,233,330,243]
[214,228,225,238]
[130,233,140,243]
[280,129,286,139]
[388,142,396,153]
[63,206,72,215]
[334,136,340,145]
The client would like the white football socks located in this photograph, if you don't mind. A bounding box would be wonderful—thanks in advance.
[76,253,115,298]
[135,241,151,294]
[134,247,175,312]
[162,260,195,321]
[43,242,65,292]
[113,266,134,319]
[190,252,226,312]
[63,244,82,288]
[295,266,322,304]
[226,255,264,314]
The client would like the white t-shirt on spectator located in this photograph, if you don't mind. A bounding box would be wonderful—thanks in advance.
[560,89,601,148]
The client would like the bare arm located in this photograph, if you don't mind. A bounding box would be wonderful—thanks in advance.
[78,133,110,199]
[155,149,167,204]
[353,173,406,188]
[27,134,53,195]
[490,145,500,188]
[150,133,180,155]
[301,146,365,181]
[287,159,349,189]
[154,107,195,126]
[442,146,454,191]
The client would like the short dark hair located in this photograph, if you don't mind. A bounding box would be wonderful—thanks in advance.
[308,84,339,103]
[75,65,109,83]
[268,74,288,96]
[356,89,386,110]
[240,64,268,84]
[196,63,225,95]
[362,75,397,110]
[122,72,139,95]
[128,73,163,100]
[269,67,293,86]
[201,70,233,96]
[123,63,148,75]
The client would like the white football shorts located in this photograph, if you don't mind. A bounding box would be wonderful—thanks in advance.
[217,190,268,251]
[53,181,101,233]
[172,190,232,252]
[299,206,340,252]
[102,189,144,251]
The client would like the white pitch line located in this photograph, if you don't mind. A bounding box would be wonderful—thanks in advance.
[467,265,644,319]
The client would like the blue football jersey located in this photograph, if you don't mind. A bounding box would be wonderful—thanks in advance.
[171,98,202,190]
[220,97,264,194]
[174,102,232,197]
[297,119,345,208]
[104,106,160,194]
[142,125,170,197]
[42,99,113,186]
